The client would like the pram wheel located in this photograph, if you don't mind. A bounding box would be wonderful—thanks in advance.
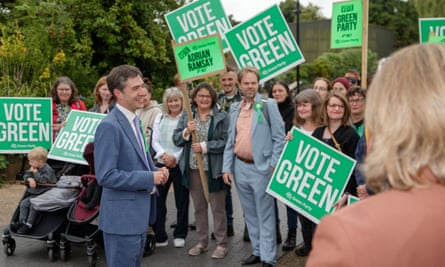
[143,233,156,257]
[48,247,56,261]
[3,238,16,256]
[88,252,98,267]
[87,242,98,267]
[59,238,71,261]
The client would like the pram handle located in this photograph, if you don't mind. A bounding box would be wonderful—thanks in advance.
[20,181,81,189]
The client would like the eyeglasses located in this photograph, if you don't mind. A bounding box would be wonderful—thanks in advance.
[57,87,71,92]
[346,77,358,84]
[197,94,211,99]
[349,98,364,104]
[327,104,345,109]
[314,86,328,91]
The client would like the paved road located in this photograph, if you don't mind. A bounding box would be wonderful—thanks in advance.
[1,186,302,267]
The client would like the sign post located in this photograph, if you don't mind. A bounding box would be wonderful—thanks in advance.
[48,110,105,165]
[267,128,356,224]
[330,0,363,49]
[0,97,52,153]
[419,18,445,43]
[165,0,232,51]
[172,34,227,202]
[225,4,305,84]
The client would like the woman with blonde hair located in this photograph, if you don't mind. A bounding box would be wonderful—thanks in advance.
[307,44,445,266]
[151,87,189,248]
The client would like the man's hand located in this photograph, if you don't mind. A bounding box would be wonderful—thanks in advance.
[223,173,233,186]
[154,167,169,185]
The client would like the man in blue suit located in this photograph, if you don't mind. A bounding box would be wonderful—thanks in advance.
[222,67,285,267]
[94,65,169,267]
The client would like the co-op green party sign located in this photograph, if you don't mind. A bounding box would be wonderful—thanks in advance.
[267,128,356,224]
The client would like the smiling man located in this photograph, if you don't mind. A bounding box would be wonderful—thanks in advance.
[222,66,285,267]
[94,65,169,267]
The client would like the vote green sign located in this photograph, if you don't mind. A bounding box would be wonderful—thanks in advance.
[0,97,52,153]
[165,0,231,51]
[173,34,226,82]
[267,127,356,224]
[48,110,105,165]
[331,0,363,49]
[225,4,305,84]
[419,18,445,43]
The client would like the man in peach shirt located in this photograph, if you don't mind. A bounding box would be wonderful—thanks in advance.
[223,67,285,267]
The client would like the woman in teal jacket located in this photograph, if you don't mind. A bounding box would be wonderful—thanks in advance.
[173,82,229,259]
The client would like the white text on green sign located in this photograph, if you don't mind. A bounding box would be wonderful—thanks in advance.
[418,18,445,43]
[331,0,363,49]
[267,128,355,224]
[49,110,105,165]
[0,98,52,153]
[165,0,231,51]
[225,5,304,83]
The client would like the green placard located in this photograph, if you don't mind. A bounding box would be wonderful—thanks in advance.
[267,127,356,224]
[225,4,305,84]
[0,97,52,153]
[165,0,231,51]
[419,18,445,43]
[173,34,226,82]
[330,0,363,49]
[48,110,105,165]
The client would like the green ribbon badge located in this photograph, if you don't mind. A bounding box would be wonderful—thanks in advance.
[254,101,264,124]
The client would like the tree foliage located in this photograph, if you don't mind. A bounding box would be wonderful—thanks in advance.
[0,0,184,101]
[369,0,419,48]
[413,0,445,18]
[279,0,326,22]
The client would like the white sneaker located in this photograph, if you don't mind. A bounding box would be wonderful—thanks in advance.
[173,238,185,248]
[156,240,168,247]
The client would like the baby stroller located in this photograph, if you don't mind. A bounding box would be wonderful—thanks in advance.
[2,175,81,261]
[59,142,102,266]
[60,173,102,266]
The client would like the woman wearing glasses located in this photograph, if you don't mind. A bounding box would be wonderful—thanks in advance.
[295,90,359,257]
[312,77,331,101]
[51,76,87,140]
[173,82,229,259]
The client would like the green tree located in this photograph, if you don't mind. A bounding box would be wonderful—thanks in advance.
[413,0,445,18]
[0,0,184,101]
[279,0,326,22]
[369,0,419,48]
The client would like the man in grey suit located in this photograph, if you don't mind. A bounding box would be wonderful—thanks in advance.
[94,65,169,267]
[222,67,285,267]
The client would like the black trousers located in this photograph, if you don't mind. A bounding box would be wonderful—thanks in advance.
[152,164,189,241]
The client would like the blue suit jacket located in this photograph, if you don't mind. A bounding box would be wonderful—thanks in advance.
[94,107,157,235]
[223,94,285,173]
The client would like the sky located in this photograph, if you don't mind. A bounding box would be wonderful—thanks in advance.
[221,0,335,22]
